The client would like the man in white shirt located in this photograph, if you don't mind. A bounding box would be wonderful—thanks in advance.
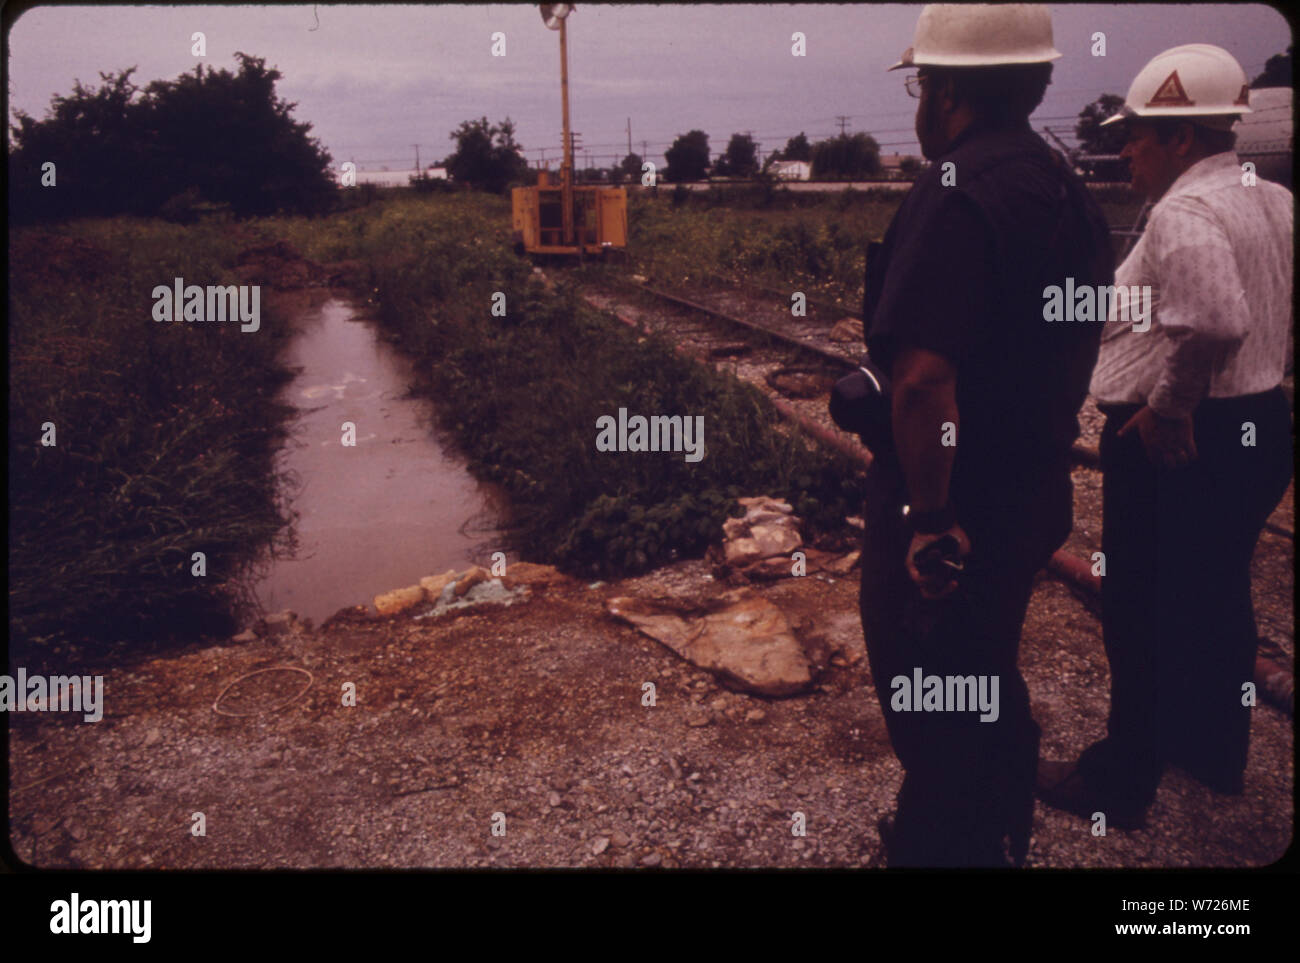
[1039,44,1293,828]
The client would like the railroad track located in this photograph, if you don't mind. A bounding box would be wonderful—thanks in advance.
[693,272,862,325]
[587,276,1294,543]
[581,278,868,465]
[634,282,858,371]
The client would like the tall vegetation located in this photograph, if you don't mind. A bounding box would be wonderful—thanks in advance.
[665,130,711,182]
[810,132,882,180]
[443,116,529,193]
[714,133,760,178]
[9,221,300,650]
[1251,45,1292,88]
[8,54,336,224]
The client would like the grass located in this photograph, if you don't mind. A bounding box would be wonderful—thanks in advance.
[627,188,901,311]
[8,217,300,650]
[626,182,1145,313]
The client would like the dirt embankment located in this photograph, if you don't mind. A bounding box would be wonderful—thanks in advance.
[8,541,1292,869]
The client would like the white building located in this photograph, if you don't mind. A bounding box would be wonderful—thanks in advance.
[1235,87,1292,187]
[334,166,450,187]
[770,159,811,181]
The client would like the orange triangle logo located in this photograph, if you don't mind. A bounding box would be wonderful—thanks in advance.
[1145,69,1196,108]
[1234,84,1250,107]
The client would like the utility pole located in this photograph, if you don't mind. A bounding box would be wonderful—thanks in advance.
[835,115,850,136]
[558,12,573,246]
[627,117,632,158]
[412,143,421,171]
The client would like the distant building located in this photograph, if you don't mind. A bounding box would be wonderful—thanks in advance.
[329,165,449,188]
[350,169,412,187]
[878,153,915,170]
[770,159,811,181]
[1235,87,1292,188]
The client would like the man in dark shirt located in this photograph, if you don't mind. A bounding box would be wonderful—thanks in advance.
[860,4,1114,866]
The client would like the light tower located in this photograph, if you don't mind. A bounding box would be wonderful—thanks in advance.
[541,4,576,247]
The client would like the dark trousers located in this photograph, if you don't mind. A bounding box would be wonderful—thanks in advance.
[1077,387,1293,807]
[859,459,1071,866]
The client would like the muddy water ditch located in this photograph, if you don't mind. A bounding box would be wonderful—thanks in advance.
[253,297,501,624]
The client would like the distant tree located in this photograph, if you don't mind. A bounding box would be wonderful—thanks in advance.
[445,116,528,193]
[142,54,335,217]
[1075,93,1127,154]
[664,130,711,182]
[410,169,453,193]
[8,54,335,223]
[1251,46,1292,88]
[899,156,922,176]
[719,133,759,178]
[618,152,644,183]
[780,132,812,162]
[1074,93,1128,181]
[8,68,144,223]
[810,132,881,180]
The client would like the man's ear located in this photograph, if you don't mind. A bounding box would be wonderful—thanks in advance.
[1173,121,1198,157]
[934,75,957,114]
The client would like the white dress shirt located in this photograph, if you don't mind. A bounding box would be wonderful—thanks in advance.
[1090,151,1293,416]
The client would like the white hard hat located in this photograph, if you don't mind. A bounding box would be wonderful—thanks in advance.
[888,4,1061,71]
[1102,43,1252,130]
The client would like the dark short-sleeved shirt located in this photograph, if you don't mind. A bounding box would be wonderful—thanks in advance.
[865,121,1114,519]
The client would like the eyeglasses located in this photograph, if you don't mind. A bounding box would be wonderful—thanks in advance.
[904,74,927,99]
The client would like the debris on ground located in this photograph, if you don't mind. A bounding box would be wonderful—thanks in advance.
[712,496,858,581]
[373,562,573,621]
[606,587,834,696]
[829,316,865,343]
[765,366,838,399]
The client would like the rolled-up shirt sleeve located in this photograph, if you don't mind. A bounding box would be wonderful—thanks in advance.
[1146,199,1251,417]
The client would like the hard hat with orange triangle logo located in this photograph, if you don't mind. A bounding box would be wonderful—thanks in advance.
[1102,44,1253,131]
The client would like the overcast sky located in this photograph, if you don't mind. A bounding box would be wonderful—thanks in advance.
[6,4,1292,170]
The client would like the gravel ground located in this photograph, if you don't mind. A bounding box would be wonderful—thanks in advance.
[8,526,1291,869]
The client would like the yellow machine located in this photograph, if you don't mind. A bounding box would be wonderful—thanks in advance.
[511,4,628,260]
[512,173,626,258]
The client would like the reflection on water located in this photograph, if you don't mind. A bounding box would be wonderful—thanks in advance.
[253,298,500,623]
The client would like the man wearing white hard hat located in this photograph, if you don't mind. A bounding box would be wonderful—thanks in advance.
[857,4,1112,866]
[1039,44,1293,828]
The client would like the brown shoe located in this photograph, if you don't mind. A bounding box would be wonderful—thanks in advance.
[1036,758,1147,831]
